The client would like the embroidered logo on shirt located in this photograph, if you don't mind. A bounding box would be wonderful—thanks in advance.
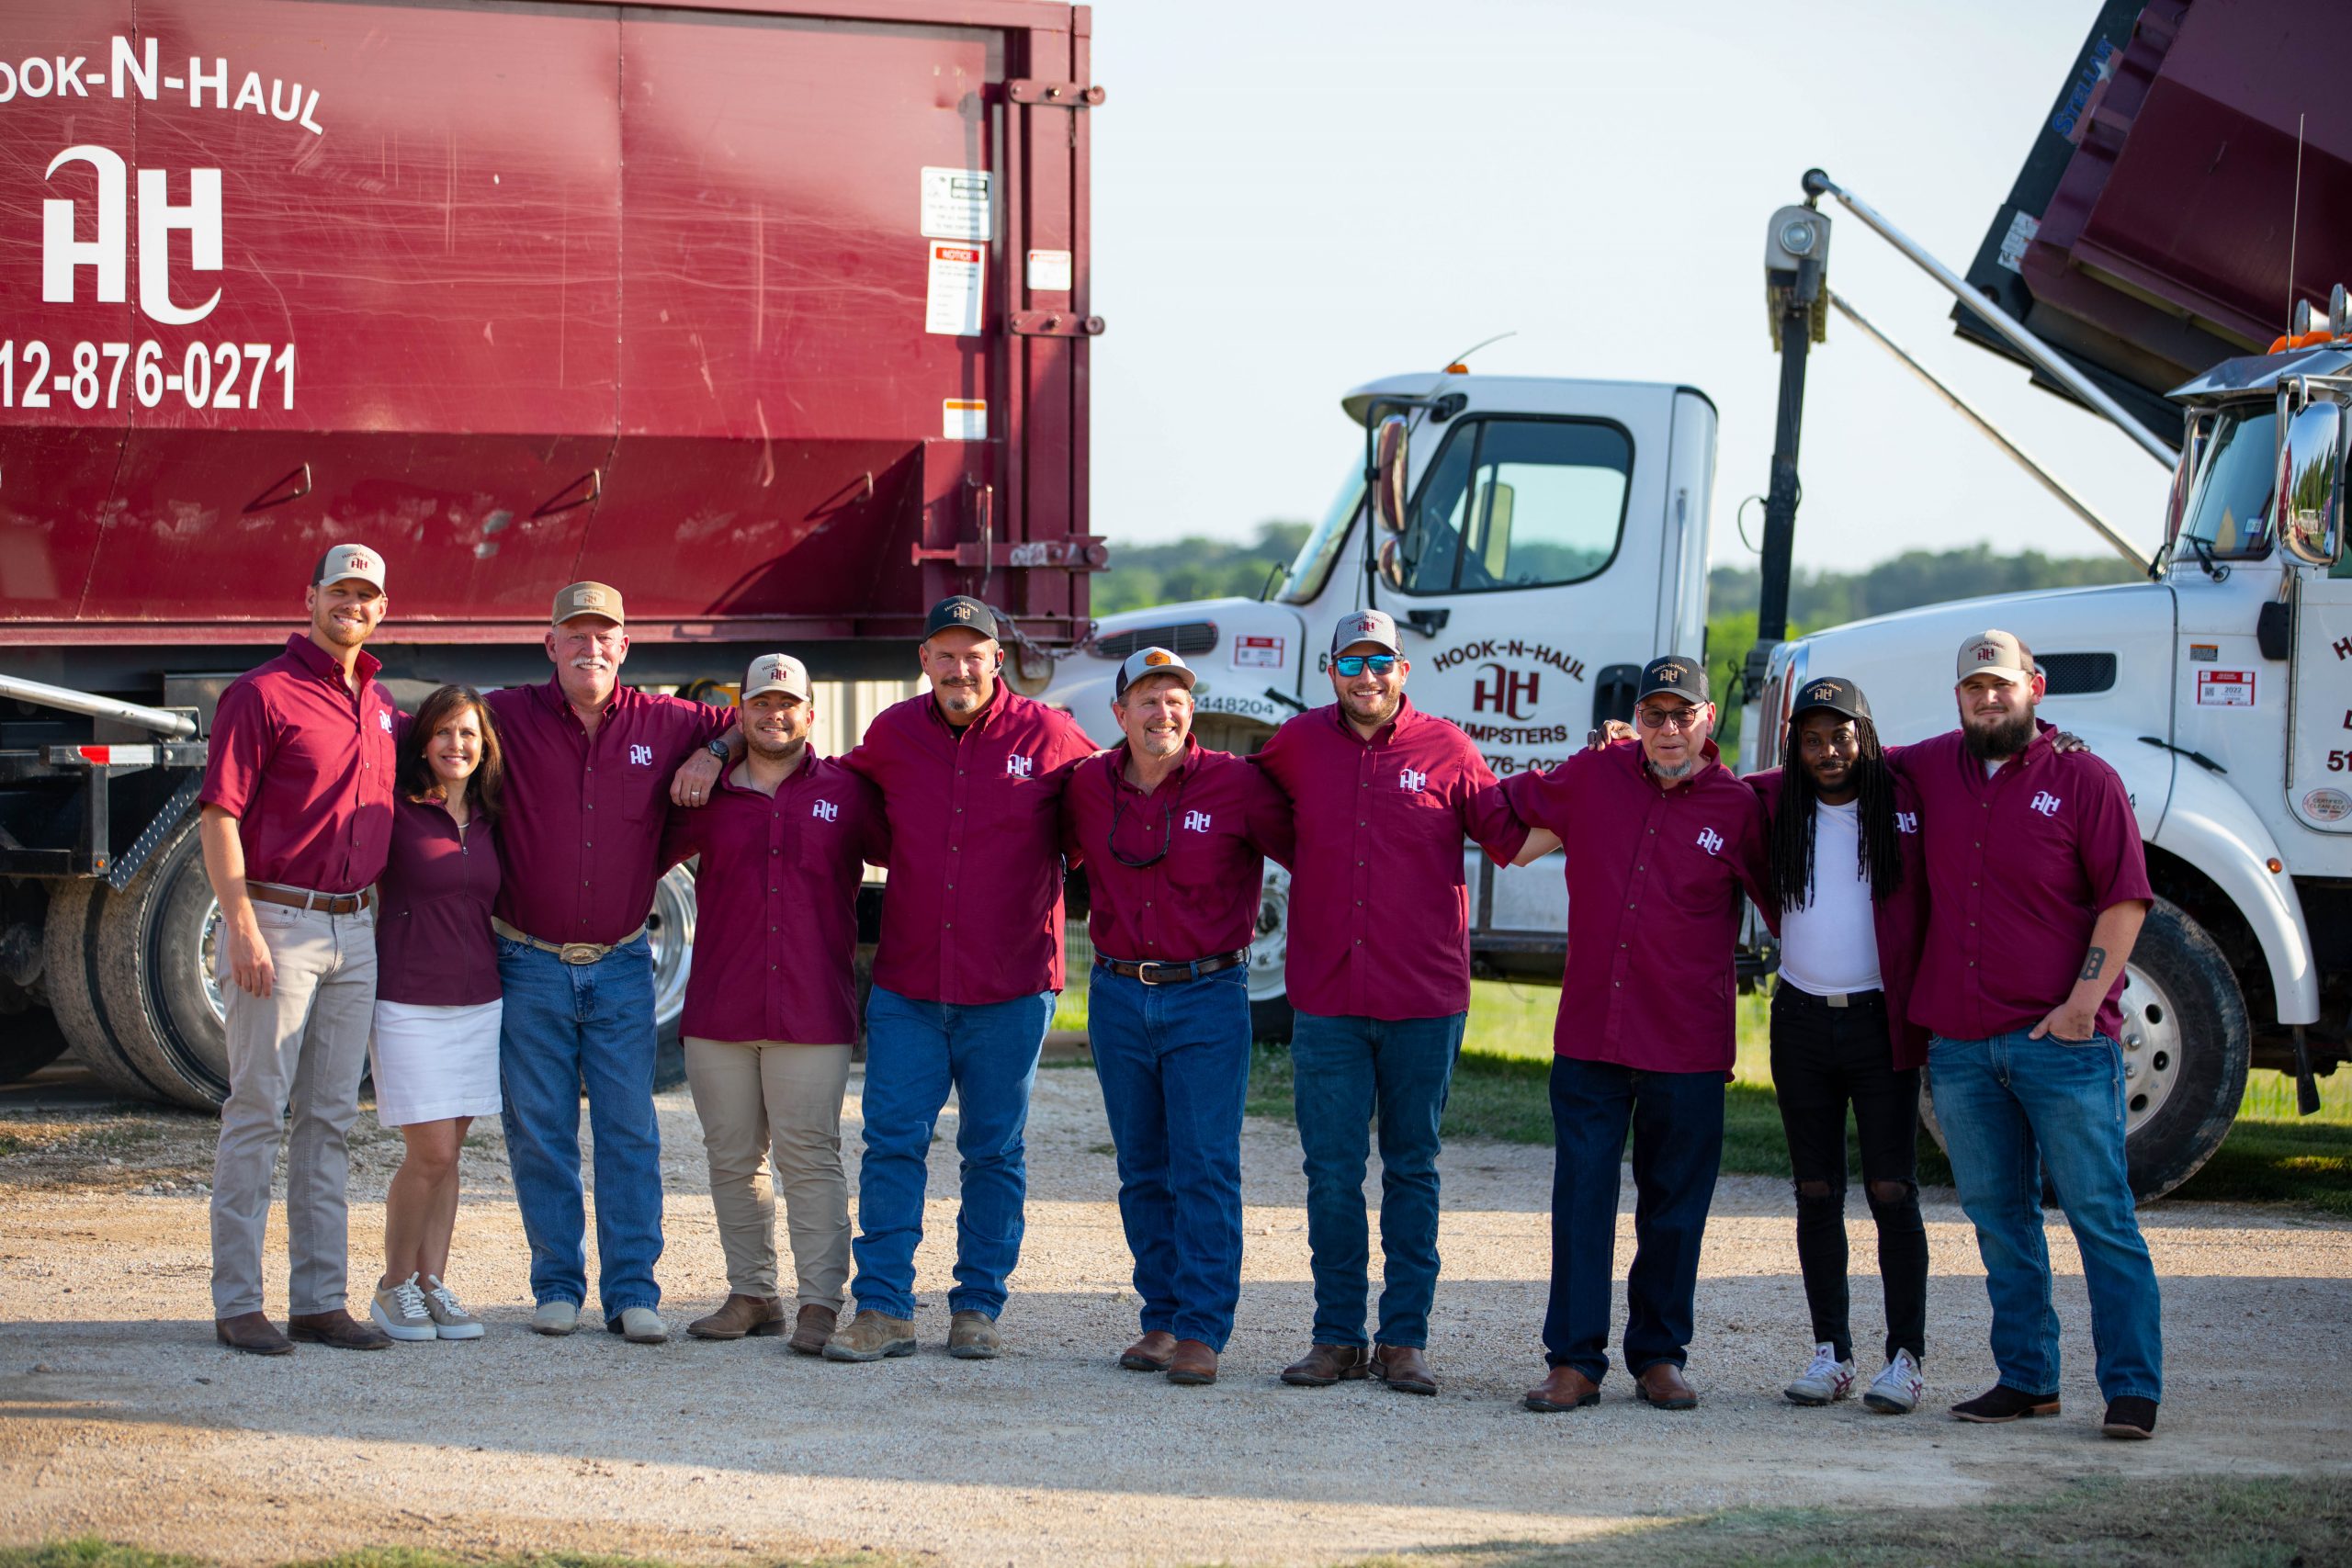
[1398,767,1429,792]
[378,711,392,732]
[1183,809,1212,832]
[1695,827,1724,855]
[1005,753,1035,779]
[1895,810,1919,834]
[812,799,840,822]
[2030,790,2063,818]
[628,743,654,767]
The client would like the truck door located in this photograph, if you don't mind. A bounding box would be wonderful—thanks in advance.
[2286,556,2352,834]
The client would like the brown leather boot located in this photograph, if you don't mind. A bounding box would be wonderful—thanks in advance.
[1523,1365,1601,1412]
[1371,1343,1437,1395]
[786,1304,838,1357]
[1119,1330,1179,1371]
[1166,1338,1218,1386]
[286,1308,391,1350]
[1280,1343,1369,1386]
[214,1312,292,1357]
[688,1293,786,1340]
[1634,1361,1698,1409]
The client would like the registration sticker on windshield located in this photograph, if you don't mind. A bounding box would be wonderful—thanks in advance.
[2196,669,2256,706]
[1233,635,1284,670]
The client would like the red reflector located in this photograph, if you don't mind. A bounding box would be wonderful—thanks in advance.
[78,745,110,763]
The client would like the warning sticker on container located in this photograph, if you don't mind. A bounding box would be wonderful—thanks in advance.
[2196,669,2256,705]
[921,167,992,242]
[1996,209,2040,275]
[1027,248,1073,292]
[925,243,985,336]
[943,400,987,441]
[1232,634,1284,670]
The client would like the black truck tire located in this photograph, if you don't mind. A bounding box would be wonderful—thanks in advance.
[40,876,179,1102]
[94,816,236,1110]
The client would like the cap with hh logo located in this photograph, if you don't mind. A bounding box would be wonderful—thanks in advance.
[923,594,1001,642]
[1790,674,1871,724]
[1956,629,2034,684]
[1114,646,1197,699]
[1329,607,1402,657]
[315,543,386,594]
[551,581,624,626]
[1637,654,1708,705]
[742,652,812,702]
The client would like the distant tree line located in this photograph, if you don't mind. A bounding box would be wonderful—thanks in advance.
[1091,522,1313,616]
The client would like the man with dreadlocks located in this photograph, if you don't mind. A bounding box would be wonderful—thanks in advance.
[1747,676,1932,1416]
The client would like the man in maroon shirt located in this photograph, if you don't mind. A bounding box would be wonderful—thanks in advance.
[485,581,738,1345]
[1509,655,1768,1415]
[1901,630,2162,1439]
[1254,608,1526,1398]
[661,652,889,1357]
[1058,649,1295,1386]
[824,596,1098,1363]
[198,543,402,1355]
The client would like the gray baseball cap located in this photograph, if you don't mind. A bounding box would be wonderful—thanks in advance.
[1329,607,1402,657]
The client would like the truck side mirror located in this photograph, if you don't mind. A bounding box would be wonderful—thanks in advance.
[1374,415,1409,535]
[2276,393,2345,568]
[1376,536,1407,592]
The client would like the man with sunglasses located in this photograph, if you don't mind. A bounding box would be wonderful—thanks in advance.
[825,595,1099,1364]
[1508,655,1767,1415]
[1253,609,1527,1398]
[1058,648,1295,1387]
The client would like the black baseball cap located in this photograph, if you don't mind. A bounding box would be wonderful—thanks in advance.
[1789,674,1871,724]
[1636,654,1708,705]
[922,595,1000,642]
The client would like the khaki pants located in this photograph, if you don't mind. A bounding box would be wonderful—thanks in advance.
[209,902,378,1318]
[683,1038,852,1308]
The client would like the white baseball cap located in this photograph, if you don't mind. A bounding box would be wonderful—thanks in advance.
[742,652,812,701]
[1114,646,1197,699]
[314,543,385,594]
[1957,629,2035,685]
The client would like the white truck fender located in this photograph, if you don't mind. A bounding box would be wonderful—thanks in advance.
[2150,753,2322,1027]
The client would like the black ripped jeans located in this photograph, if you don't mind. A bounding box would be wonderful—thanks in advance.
[1770,985,1928,1364]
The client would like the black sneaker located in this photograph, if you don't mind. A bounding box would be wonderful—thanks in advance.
[1951,1384,2062,1423]
[2100,1395,2158,1439]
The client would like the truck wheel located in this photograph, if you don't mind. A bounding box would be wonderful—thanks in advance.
[1249,862,1295,1043]
[40,875,181,1102]
[647,864,695,1091]
[1920,897,2248,1202]
[93,816,237,1110]
[0,1004,72,1083]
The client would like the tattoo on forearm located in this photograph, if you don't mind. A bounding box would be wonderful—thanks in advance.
[2080,947,2107,983]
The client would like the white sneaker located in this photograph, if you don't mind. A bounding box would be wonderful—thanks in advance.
[1863,1348,1925,1414]
[1783,1342,1856,1406]
[531,1299,581,1337]
[420,1274,485,1340]
[368,1275,436,1342]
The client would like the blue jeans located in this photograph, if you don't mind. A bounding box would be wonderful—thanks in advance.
[1289,1009,1465,1348]
[1928,1030,2163,1403]
[1544,1056,1724,1382]
[850,984,1053,1320]
[496,937,663,1314]
[1090,963,1251,1350]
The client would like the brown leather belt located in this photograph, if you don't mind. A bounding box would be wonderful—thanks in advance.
[248,882,373,915]
[1096,949,1250,987]
[492,916,648,966]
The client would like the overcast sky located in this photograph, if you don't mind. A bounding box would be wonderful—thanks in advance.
[1084,0,2174,572]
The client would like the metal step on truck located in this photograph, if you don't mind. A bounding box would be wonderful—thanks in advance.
[0,0,1103,1105]
[1038,0,2351,1199]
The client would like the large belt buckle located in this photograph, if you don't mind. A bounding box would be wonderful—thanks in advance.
[1826,991,1849,1010]
[558,942,604,966]
[1135,961,1166,987]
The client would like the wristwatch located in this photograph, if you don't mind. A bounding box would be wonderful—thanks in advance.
[705,739,730,762]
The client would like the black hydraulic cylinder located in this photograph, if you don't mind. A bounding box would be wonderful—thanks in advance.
[1757,291,1814,647]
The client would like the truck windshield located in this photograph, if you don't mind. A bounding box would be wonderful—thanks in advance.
[1279,466,1367,604]
[2175,404,2278,560]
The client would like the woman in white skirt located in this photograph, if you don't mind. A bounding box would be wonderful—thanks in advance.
[368,683,506,1343]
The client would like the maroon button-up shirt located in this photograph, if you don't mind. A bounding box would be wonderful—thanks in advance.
[1504,739,1768,1075]
[662,754,888,1045]
[1059,737,1295,964]
[842,687,1098,1006]
[376,795,502,1007]
[485,679,731,944]
[1747,767,1932,1071]
[1252,696,1527,1021]
[1896,723,2153,1043]
[198,634,401,894]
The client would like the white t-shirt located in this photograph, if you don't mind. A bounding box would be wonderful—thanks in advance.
[1778,796,1883,997]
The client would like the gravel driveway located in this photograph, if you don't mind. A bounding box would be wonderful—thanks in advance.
[5,1067,2350,1565]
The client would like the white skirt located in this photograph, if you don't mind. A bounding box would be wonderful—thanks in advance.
[370,998,503,1127]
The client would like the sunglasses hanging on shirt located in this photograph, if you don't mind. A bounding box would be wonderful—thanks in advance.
[1108,761,1189,869]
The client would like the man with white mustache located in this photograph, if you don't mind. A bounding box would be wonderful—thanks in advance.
[483,582,741,1345]
[1057,649,1294,1387]
[200,544,403,1355]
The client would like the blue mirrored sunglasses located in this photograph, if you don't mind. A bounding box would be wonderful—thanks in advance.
[1332,654,1397,677]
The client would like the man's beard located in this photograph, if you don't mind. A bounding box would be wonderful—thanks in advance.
[1344,689,1400,726]
[1962,705,2036,761]
[1649,754,1699,781]
[749,733,807,765]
